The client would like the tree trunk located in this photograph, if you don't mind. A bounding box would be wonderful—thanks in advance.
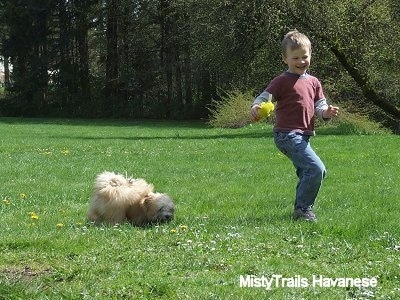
[34,4,49,112]
[330,45,400,119]
[4,56,10,88]
[57,0,73,112]
[175,53,183,117]
[183,47,193,116]
[104,0,119,115]
[160,0,174,118]
[75,2,91,116]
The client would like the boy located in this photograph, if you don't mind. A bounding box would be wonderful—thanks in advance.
[251,30,339,222]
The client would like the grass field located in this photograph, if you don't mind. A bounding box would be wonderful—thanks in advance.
[0,118,399,299]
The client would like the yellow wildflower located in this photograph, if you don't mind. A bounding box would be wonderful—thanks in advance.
[29,212,39,220]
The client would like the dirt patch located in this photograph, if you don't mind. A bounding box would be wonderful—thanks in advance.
[1,266,53,282]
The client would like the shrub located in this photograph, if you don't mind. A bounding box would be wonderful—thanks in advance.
[316,103,391,135]
[208,90,264,128]
[208,89,390,134]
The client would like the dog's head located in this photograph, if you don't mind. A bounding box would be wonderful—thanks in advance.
[144,193,175,223]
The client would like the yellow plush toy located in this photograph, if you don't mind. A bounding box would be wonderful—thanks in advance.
[258,101,275,119]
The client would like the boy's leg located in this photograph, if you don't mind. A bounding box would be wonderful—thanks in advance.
[274,132,326,211]
[292,142,326,211]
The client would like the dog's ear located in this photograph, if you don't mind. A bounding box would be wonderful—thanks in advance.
[143,194,157,206]
[143,195,151,206]
[109,178,118,186]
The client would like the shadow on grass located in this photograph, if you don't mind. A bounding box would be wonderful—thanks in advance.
[7,117,355,140]
[0,117,274,139]
[1,117,392,136]
[0,117,206,129]
[58,130,274,141]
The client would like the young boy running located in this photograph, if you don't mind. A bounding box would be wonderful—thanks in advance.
[251,30,339,222]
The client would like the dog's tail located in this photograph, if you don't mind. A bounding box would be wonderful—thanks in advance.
[93,171,154,202]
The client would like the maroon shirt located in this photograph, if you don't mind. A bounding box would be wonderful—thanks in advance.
[266,72,325,135]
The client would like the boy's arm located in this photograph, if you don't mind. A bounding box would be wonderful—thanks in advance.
[251,91,273,121]
[315,99,339,120]
[252,91,273,107]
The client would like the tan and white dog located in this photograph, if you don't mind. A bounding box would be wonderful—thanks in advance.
[87,171,175,226]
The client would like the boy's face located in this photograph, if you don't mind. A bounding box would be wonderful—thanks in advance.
[282,46,311,75]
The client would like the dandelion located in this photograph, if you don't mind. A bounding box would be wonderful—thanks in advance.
[29,212,39,220]
[103,147,113,157]
[179,224,188,230]
[56,223,64,228]
[20,193,27,200]
[3,199,10,205]
[61,149,70,155]
[170,229,177,233]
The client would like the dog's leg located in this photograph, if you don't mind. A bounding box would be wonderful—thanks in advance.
[87,208,100,223]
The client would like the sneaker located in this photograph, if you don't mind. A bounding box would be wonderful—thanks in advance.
[292,209,317,222]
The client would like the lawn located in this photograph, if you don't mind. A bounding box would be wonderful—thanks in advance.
[0,118,399,299]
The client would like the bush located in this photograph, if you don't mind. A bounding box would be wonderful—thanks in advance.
[316,104,391,135]
[208,90,390,134]
[208,90,263,128]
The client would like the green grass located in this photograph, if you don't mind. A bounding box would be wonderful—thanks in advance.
[0,118,399,299]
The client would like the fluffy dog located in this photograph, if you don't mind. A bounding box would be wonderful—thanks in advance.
[87,171,175,226]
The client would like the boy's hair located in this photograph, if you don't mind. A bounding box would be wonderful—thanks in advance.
[282,30,312,56]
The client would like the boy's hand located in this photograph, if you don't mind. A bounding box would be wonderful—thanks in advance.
[323,105,339,118]
[251,104,261,121]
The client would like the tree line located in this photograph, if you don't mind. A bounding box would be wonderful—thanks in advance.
[0,0,399,127]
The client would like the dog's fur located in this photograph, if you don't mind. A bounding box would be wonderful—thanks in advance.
[87,171,174,226]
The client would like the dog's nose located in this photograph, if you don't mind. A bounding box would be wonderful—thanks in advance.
[164,214,173,220]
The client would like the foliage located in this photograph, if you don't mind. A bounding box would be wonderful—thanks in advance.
[281,0,400,121]
[207,88,389,135]
[0,119,399,299]
[316,104,392,135]
[0,1,399,124]
[208,90,256,128]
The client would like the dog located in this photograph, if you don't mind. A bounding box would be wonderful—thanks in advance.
[87,171,175,226]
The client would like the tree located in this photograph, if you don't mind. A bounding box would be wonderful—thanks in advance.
[0,0,399,127]
[103,0,119,116]
[50,0,96,116]
[283,0,400,120]
[1,0,51,115]
[75,1,92,115]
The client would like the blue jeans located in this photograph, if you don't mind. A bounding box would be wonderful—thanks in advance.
[274,132,326,211]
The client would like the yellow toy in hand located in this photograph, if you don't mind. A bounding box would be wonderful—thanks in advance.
[258,101,275,119]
